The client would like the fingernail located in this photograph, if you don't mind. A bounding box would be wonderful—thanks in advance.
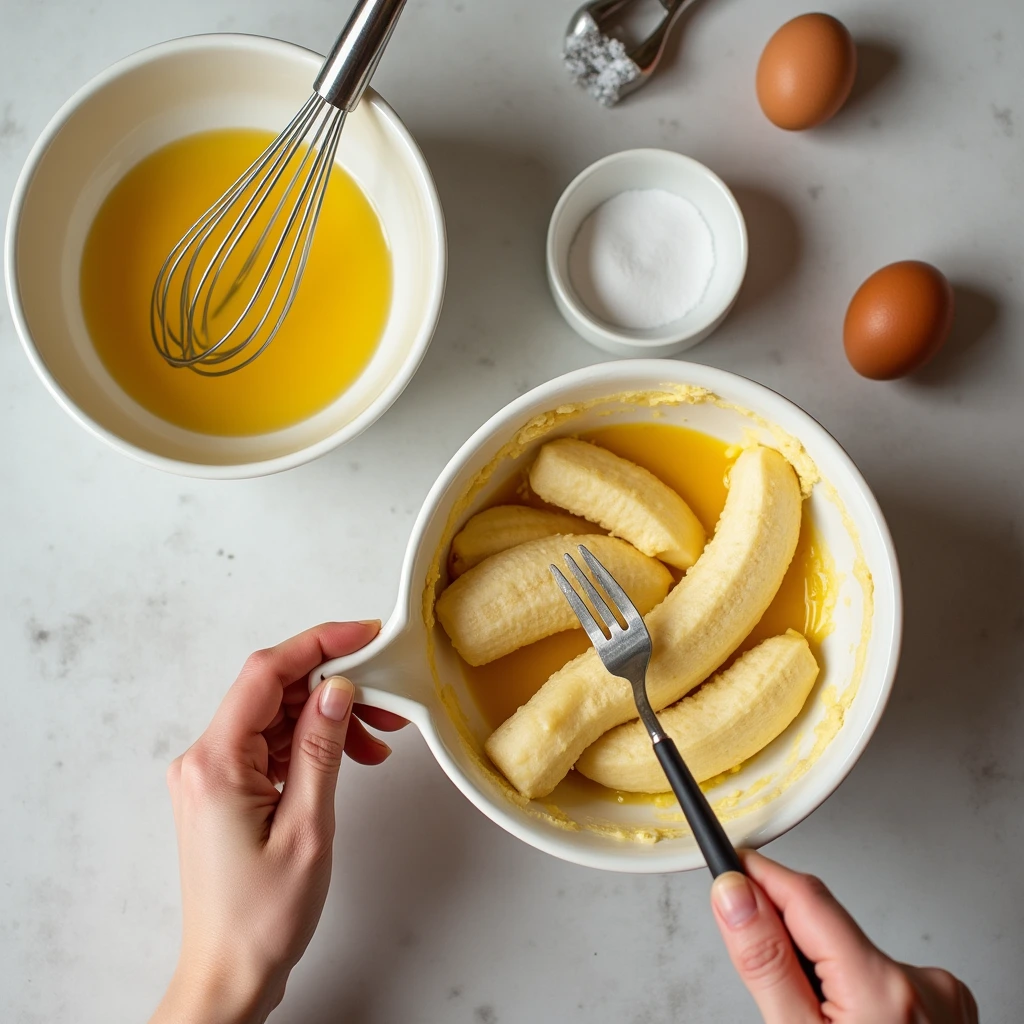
[711,872,758,929]
[320,676,355,722]
[358,619,382,629]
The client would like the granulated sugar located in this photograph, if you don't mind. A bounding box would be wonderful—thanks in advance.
[568,189,716,330]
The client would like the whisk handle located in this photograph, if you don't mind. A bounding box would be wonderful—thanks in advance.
[315,0,410,111]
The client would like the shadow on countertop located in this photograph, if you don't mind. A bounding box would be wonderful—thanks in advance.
[845,41,901,115]
[727,184,802,321]
[858,490,1024,804]
[798,37,902,138]
[910,283,1002,388]
[372,135,572,403]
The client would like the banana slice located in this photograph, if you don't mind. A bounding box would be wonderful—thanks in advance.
[577,631,818,792]
[437,534,672,667]
[529,437,707,569]
[449,505,602,578]
[486,446,802,799]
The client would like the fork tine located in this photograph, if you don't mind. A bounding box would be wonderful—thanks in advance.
[549,565,610,646]
[578,545,646,628]
[563,552,621,633]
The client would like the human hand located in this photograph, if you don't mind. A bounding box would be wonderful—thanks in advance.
[150,620,408,1024]
[711,851,978,1024]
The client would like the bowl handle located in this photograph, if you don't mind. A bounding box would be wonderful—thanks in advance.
[306,611,430,725]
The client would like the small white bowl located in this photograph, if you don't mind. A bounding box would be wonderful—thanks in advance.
[5,34,446,479]
[547,149,747,358]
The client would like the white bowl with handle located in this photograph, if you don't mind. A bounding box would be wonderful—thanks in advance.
[309,359,902,873]
[5,34,446,478]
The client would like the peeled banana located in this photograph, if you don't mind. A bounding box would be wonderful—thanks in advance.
[577,631,818,792]
[485,446,802,799]
[448,505,602,578]
[529,437,707,570]
[437,534,672,667]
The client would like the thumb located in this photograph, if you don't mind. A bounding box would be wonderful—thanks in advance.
[711,872,821,1024]
[274,677,355,841]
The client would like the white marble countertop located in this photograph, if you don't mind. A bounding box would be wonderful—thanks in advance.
[2,1,1023,1020]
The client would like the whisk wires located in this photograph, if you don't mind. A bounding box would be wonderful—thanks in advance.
[150,95,346,376]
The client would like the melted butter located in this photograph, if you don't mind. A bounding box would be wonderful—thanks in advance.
[736,514,835,658]
[461,421,835,751]
[555,771,680,808]
[461,631,593,733]
[80,128,391,436]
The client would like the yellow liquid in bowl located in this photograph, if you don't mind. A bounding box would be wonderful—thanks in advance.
[80,128,391,436]
[461,422,835,734]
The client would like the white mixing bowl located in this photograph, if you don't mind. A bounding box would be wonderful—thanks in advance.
[309,360,902,873]
[5,34,446,478]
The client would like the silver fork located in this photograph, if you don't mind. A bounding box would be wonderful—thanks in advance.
[550,545,742,877]
[552,545,824,1000]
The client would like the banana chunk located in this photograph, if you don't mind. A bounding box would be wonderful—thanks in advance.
[577,632,819,792]
[449,505,602,578]
[529,437,707,570]
[437,534,672,667]
[486,446,802,799]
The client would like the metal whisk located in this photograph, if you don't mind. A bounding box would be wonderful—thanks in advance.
[151,0,408,376]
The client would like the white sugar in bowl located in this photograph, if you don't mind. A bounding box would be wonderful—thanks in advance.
[547,149,747,358]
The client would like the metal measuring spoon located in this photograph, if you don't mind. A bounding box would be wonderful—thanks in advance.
[563,0,701,106]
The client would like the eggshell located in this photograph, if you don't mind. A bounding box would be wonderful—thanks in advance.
[756,13,857,130]
[843,261,955,379]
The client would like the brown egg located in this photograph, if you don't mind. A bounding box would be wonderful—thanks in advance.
[756,13,857,130]
[843,261,954,379]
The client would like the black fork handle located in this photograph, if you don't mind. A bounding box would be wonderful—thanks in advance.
[653,738,825,1003]
[654,738,741,874]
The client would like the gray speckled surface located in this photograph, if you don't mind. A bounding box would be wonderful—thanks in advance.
[2,1,1022,1021]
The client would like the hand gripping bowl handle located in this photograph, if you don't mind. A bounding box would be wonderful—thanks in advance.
[306,609,430,728]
